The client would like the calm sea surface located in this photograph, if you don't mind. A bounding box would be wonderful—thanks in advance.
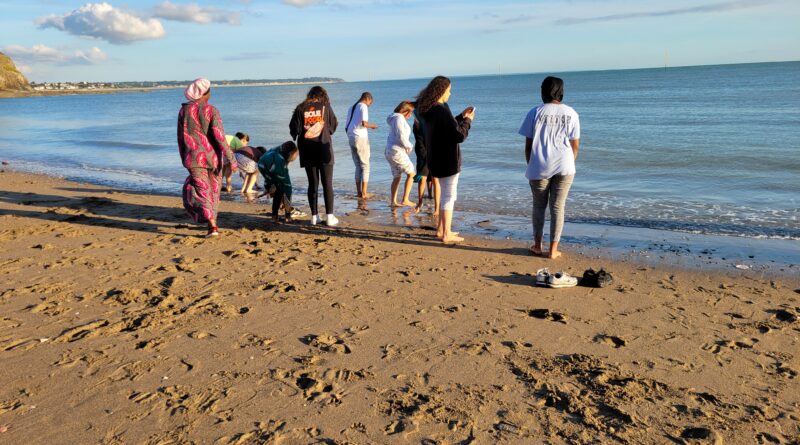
[1,62,798,240]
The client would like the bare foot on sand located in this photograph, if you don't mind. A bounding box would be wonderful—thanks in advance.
[399,200,416,207]
[362,192,375,200]
[529,245,543,256]
[548,251,562,259]
[442,234,465,244]
[437,231,459,241]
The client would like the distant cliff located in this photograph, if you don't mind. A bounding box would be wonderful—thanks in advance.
[0,52,31,91]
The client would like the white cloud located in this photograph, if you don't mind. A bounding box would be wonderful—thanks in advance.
[282,0,326,7]
[36,2,165,44]
[153,1,241,25]
[2,44,108,65]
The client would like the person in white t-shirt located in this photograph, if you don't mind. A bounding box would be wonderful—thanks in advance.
[518,76,580,259]
[345,92,378,199]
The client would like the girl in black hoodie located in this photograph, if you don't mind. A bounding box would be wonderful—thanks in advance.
[290,86,339,226]
[416,76,475,243]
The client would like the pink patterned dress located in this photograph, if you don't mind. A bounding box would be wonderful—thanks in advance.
[177,100,237,224]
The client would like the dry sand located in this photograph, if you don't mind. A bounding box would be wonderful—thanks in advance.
[0,170,798,444]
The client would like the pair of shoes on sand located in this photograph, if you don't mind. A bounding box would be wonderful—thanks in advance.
[581,268,613,288]
[535,268,578,288]
[310,214,339,227]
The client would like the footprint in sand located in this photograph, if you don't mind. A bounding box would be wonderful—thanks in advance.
[301,334,351,354]
[237,333,275,352]
[262,280,301,293]
[459,341,491,355]
[294,373,343,405]
[381,344,400,359]
[2,338,43,352]
[679,426,723,444]
[594,334,627,348]
[53,319,111,343]
[768,308,798,324]
[772,362,798,379]
[756,432,783,444]
[26,300,69,316]
[215,420,287,445]
[526,308,567,324]
[0,399,23,415]
[703,337,759,354]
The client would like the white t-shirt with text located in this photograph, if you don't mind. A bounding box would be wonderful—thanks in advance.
[518,103,580,180]
[346,102,370,138]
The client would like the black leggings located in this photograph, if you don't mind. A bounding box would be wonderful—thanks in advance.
[305,164,334,215]
[272,189,291,217]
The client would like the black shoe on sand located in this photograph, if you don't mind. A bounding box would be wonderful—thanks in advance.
[581,268,613,287]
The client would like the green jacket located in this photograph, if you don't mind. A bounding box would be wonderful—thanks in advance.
[257,147,292,200]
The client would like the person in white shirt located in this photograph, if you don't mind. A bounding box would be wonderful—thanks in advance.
[345,92,378,199]
[384,101,417,208]
[518,76,580,259]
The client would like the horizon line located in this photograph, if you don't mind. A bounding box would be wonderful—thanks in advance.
[28,59,799,85]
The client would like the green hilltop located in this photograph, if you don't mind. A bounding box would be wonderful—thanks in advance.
[0,52,32,91]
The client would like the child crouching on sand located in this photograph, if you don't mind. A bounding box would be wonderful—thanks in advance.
[258,141,299,222]
[385,101,417,208]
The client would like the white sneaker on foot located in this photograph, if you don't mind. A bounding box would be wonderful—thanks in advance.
[310,215,320,225]
[325,214,339,227]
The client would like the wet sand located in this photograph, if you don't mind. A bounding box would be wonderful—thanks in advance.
[1,170,798,444]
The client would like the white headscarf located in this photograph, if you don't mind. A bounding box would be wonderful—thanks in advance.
[184,78,211,101]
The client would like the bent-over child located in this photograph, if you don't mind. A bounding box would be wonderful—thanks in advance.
[385,101,416,208]
[258,141,299,222]
[234,145,267,195]
[224,132,249,192]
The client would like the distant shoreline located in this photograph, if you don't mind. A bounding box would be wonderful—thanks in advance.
[0,80,343,99]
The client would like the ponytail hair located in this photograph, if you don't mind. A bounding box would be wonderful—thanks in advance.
[394,100,415,115]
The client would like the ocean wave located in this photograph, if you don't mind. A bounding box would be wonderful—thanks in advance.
[565,217,800,241]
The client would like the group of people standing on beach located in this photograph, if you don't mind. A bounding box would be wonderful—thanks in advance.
[176,75,579,258]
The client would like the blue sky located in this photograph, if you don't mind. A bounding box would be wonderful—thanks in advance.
[1,0,798,82]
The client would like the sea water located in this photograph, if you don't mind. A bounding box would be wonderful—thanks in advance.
[1,61,798,247]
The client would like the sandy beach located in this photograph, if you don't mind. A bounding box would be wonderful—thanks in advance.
[0,169,798,444]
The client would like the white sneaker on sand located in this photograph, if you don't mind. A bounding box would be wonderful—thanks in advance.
[325,214,339,227]
[547,272,578,288]
[289,208,307,218]
[535,268,550,287]
[310,215,320,225]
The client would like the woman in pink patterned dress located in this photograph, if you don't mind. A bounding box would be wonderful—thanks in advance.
[177,78,237,237]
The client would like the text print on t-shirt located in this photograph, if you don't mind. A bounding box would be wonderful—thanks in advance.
[537,114,572,127]
[304,107,323,130]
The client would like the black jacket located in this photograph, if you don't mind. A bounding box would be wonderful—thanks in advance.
[290,100,338,167]
[421,103,471,178]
